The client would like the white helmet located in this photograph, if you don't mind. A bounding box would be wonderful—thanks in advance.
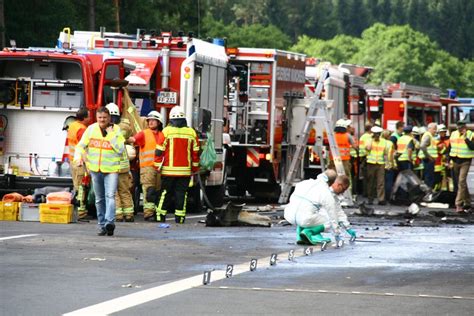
[125,144,137,160]
[146,111,163,124]
[105,103,120,116]
[169,106,185,119]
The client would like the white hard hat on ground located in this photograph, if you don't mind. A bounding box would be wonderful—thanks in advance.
[105,103,120,116]
[169,106,185,119]
[146,111,163,124]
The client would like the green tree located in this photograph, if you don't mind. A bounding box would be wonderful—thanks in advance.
[461,60,474,96]
[291,34,361,64]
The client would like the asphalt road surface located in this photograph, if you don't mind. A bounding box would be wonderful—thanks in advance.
[1,210,473,316]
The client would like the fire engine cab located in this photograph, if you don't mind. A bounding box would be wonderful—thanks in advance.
[367,82,442,129]
[0,43,126,196]
[62,27,229,207]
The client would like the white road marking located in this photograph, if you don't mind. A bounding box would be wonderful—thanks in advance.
[63,249,311,315]
[0,234,38,241]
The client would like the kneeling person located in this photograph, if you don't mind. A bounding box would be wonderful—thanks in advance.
[284,174,356,245]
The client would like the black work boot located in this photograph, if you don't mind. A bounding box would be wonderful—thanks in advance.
[105,223,115,236]
[97,228,107,236]
[175,215,185,224]
[158,214,166,222]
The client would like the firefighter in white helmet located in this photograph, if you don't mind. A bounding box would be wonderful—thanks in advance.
[329,119,356,185]
[106,102,135,222]
[128,110,164,221]
[154,106,200,224]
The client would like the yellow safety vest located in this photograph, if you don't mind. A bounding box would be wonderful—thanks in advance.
[397,135,413,161]
[449,130,474,159]
[118,119,132,173]
[358,132,372,157]
[385,139,395,169]
[74,123,125,173]
[367,138,387,164]
[421,132,438,158]
[67,120,86,161]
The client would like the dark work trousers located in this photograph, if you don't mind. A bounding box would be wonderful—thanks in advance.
[385,168,395,201]
[156,176,191,218]
[397,160,413,171]
[423,159,435,188]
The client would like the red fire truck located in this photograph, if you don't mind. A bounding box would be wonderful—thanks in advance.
[0,43,127,196]
[225,47,306,199]
[64,27,229,207]
[366,82,443,130]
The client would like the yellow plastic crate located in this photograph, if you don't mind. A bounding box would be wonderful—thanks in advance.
[0,202,20,221]
[39,204,73,224]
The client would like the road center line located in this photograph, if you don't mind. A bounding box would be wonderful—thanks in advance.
[0,234,38,241]
[63,249,307,315]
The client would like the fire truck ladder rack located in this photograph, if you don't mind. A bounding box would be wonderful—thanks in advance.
[279,68,353,206]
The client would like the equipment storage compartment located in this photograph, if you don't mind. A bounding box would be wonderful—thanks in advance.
[58,90,82,108]
[0,201,20,221]
[39,203,73,224]
[33,89,58,107]
[19,203,40,222]
[33,62,57,79]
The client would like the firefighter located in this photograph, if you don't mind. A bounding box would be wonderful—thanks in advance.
[106,103,134,222]
[434,124,449,191]
[420,122,438,189]
[396,125,415,171]
[365,126,388,205]
[382,130,396,201]
[358,123,373,197]
[329,119,355,182]
[390,121,404,149]
[449,121,474,213]
[74,106,125,236]
[412,126,424,178]
[67,107,89,219]
[154,106,200,224]
[128,111,164,221]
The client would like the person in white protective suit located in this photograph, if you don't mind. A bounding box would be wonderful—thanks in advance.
[284,173,357,245]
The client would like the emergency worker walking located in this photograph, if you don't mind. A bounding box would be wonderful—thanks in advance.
[74,106,125,236]
[358,123,373,196]
[106,103,135,222]
[434,124,449,191]
[449,121,474,213]
[67,107,89,219]
[365,126,388,205]
[154,106,200,224]
[128,111,164,221]
[382,130,396,201]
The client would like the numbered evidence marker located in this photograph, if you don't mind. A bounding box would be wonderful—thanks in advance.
[203,271,211,285]
[270,253,277,266]
[249,258,258,271]
[226,264,234,278]
[304,247,313,256]
[288,249,295,261]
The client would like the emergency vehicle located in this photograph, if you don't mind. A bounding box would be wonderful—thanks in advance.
[225,47,306,199]
[0,43,127,196]
[61,27,228,207]
[366,82,442,130]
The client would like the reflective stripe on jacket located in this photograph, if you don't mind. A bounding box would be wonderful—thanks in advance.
[74,123,125,173]
[449,130,474,159]
[155,126,200,176]
[367,138,387,164]
[397,135,413,161]
[334,132,351,161]
[358,132,372,157]
[139,129,159,168]
[67,120,86,161]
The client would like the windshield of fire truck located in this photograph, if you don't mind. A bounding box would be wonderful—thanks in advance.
[450,105,474,124]
[407,106,440,127]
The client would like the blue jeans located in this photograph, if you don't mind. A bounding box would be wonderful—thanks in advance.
[385,169,395,200]
[90,171,118,228]
[423,159,435,189]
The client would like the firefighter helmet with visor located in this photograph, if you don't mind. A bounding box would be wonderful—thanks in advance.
[105,103,120,116]
[146,111,163,124]
[169,106,185,119]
